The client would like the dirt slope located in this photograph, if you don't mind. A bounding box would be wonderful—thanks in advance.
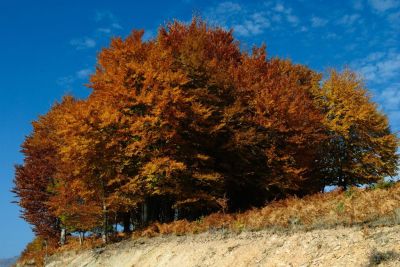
[45,225,400,267]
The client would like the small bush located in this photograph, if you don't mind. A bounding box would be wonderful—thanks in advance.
[368,249,400,266]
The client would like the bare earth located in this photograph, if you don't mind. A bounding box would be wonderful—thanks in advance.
[45,225,400,267]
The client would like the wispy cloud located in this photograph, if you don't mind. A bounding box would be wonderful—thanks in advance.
[57,68,92,89]
[56,76,75,89]
[142,30,155,41]
[325,32,339,39]
[205,1,302,37]
[69,37,96,50]
[377,82,400,130]
[388,11,400,25]
[337,14,361,26]
[70,10,122,50]
[206,1,243,29]
[368,0,400,13]
[76,68,92,79]
[94,10,122,35]
[271,2,299,26]
[352,49,400,131]
[216,1,242,13]
[207,2,270,36]
[353,51,400,83]
[311,16,328,27]
[95,10,117,23]
[352,0,364,10]
[379,83,400,110]
[96,28,112,34]
[233,12,271,36]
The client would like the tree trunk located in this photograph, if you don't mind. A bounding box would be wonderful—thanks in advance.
[174,208,179,221]
[142,202,148,226]
[114,214,118,233]
[43,240,48,266]
[78,231,84,245]
[338,176,347,190]
[60,227,66,246]
[123,212,131,233]
[102,200,108,243]
[100,177,108,243]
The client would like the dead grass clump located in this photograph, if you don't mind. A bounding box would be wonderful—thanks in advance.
[136,182,400,237]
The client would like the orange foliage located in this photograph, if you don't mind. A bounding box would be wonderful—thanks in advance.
[14,18,398,256]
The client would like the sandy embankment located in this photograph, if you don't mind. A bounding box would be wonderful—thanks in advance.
[45,225,400,267]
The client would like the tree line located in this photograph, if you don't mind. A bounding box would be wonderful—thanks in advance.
[13,18,398,245]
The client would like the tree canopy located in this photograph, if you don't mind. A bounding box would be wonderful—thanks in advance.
[13,18,398,244]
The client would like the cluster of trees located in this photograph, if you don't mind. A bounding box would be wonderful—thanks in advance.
[13,19,398,245]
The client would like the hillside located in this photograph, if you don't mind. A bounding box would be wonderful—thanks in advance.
[43,225,400,267]
[15,183,400,267]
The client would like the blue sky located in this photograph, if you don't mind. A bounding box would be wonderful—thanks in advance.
[0,0,399,258]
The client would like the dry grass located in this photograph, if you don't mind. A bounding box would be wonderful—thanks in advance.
[18,182,400,266]
[137,182,400,237]
[16,236,104,267]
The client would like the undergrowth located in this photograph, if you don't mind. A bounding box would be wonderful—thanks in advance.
[137,182,400,237]
[17,182,400,266]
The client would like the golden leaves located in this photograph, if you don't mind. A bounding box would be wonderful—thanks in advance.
[14,18,398,242]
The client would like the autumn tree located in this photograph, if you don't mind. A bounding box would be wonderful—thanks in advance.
[220,49,327,208]
[13,96,78,244]
[314,69,398,189]
[14,18,398,245]
[88,20,241,221]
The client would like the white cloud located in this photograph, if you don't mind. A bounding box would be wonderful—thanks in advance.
[111,23,122,29]
[233,13,271,36]
[353,51,400,83]
[207,2,274,36]
[325,32,339,39]
[95,10,117,22]
[337,14,360,26]
[57,76,75,88]
[206,1,242,29]
[273,3,285,12]
[71,10,123,49]
[377,83,400,131]
[366,52,385,61]
[368,0,400,13]
[287,14,299,25]
[377,54,400,79]
[388,11,400,24]
[205,1,302,36]
[97,28,112,34]
[271,14,282,22]
[311,16,328,27]
[355,52,400,132]
[76,69,92,79]
[379,83,400,110]
[96,23,122,35]
[300,26,308,32]
[94,10,123,35]
[216,1,242,13]
[58,68,92,88]
[143,30,154,41]
[69,37,96,49]
[352,0,364,10]
[271,3,300,26]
